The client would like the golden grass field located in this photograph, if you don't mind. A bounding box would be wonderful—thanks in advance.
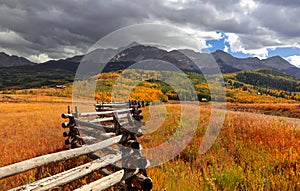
[0,94,299,190]
[0,95,69,190]
[143,104,300,190]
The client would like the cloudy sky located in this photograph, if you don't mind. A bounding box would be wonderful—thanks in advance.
[0,0,300,66]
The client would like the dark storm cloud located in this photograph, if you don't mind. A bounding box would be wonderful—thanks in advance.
[0,0,299,62]
[253,3,300,38]
[0,0,151,61]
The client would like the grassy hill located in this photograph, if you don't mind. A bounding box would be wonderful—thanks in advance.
[2,65,300,103]
[235,69,299,92]
[0,61,77,90]
[62,68,300,103]
[225,69,300,103]
[100,68,300,103]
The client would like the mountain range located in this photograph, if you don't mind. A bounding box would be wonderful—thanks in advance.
[0,43,300,90]
[1,44,299,77]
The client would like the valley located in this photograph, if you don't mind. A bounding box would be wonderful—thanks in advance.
[1,44,300,190]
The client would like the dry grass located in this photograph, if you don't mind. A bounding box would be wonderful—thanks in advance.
[0,98,299,190]
[227,102,300,118]
[143,104,300,190]
[0,101,70,190]
[0,94,72,103]
[0,103,67,164]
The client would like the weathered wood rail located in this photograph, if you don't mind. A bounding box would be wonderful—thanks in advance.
[0,100,152,191]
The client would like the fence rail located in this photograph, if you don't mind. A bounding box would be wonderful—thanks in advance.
[0,135,123,180]
[0,100,152,191]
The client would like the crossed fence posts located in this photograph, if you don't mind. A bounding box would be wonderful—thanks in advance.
[0,100,152,191]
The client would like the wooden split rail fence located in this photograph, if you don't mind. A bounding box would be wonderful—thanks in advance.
[0,100,152,191]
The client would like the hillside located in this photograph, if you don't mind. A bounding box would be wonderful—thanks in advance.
[0,60,77,90]
[236,71,299,92]
[2,65,300,103]
[71,68,300,103]
[224,69,300,102]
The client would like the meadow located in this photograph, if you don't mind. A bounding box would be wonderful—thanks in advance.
[144,105,300,190]
[0,94,299,190]
[0,95,71,190]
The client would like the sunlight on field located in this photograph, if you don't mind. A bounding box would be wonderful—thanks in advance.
[0,102,69,190]
[0,99,299,190]
[145,104,300,190]
[227,102,300,119]
[1,94,72,103]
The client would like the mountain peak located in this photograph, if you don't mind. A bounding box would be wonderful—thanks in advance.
[212,49,228,55]
[212,50,235,59]
[268,55,292,64]
[267,55,287,61]
[127,41,142,47]
[262,55,294,70]
[0,52,35,67]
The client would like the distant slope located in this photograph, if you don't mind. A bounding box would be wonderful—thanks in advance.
[0,60,77,90]
[0,52,35,67]
[235,69,299,92]
[93,69,300,103]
